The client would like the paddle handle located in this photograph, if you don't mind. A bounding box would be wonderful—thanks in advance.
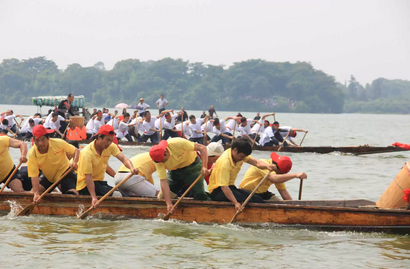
[62,120,71,138]
[203,118,208,145]
[252,124,263,148]
[0,162,23,193]
[180,121,184,138]
[278,131,291,151]
[299,132,307,146]
[159,118,162,140]
[230,171,272,223]
[78,172,134,219]
[298,178,304,200]
[232,120,236,143]
[163,173,203,221]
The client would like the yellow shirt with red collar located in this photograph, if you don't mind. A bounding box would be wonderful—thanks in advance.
[0,136,14,181]
[208,148,251,194]
[76,141,121,190]
[27,138,76,182]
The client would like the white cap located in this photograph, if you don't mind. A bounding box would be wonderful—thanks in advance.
[207,142,224,157]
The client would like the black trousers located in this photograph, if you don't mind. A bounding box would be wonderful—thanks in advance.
[189,137,205,145]
[140,133,159,143]
[210,185,264,203]
[210,132,232,144]
[162,129,179,140]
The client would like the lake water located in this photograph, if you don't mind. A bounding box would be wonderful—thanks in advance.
[1,104,410,268]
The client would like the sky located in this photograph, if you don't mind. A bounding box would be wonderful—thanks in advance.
[0,0,409,85]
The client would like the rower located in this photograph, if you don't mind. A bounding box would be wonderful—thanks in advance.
[19,119,35,139]
[149,138,210,214]
[249,113,275,142]
[116,112,135,142]
[76,125,138,208]
[115,152,160,197]
[0,119,16,137]
[162,112,181,140]
[128,111,144,141]
[0,110,23,135]
[0,136,30,192]
[237,117,262,141]
[44,112,67,138]
[27,125,80,203]
[260,121,308,147]
[141,111,161,143]
[201,118,214,141]
[207,137,276,212]
[188,115,208,145]
[239,152,307,201]
[210,117,234,145]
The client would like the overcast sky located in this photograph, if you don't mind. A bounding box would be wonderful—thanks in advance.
[0,0,409,84]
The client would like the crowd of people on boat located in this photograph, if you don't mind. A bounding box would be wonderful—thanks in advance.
[0,93,308,215]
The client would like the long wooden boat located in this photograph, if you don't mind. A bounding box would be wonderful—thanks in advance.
[1,192,410,233]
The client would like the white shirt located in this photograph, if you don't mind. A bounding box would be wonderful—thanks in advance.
[86,119,94,134]
[0,123,8,131]
[138,102,150,113]
[238,119,253,136]
[92,119,102,134]
[117,121,129,138]
[44,115,65,130]
[260,127,274,146]
[189,118,205,138]
[225,119,238,133]
[163,114,179,130]
[277,126,294,142]
[5,115,16,128]
[251,119,265,134]
[143,118,156,135]
[175,121,192,136]
[155,115,166,130]
[20,125,33,134]
[156,98,168,109]
[213,119,228,136]
[201,121,214,133]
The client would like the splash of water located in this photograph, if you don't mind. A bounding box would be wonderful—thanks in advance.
[4,200,23,219]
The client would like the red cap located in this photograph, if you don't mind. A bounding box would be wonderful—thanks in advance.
[149,140,168,162]
[97,125,115,136]
[270,152,292,173]
[32,125,55,139]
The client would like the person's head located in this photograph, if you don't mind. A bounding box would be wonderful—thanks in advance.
[290,130,297,137]
[95,125,116,149]
[164,112,172,123]
[270,152,292,174]
[211,105,214,109]
[139,98,144,103]
[93,108,97,113]
[207,142,224,164]
[144,111,151,121]
[272,121,280,131]
[2,119,8,126]
[160,94,164,99]
[213,118,220,130]
[106,108,109,113]
[149,140,170,163]
[122,108,127,114]
[256,112,260,117]
[34,113,41,118]
[202,111,206,115]
[96,110,103,120]
[52,112,59,121]
[264,120,270,128]
[231,137,252,162]
[123,112,130,122]
[181,107,185,111]
[236,113,242,117]
[68,93,74,102]
[28,119,35,127]
[33,125,54,152]
[240,117,247,127]
[189,115,196,124]
[115,110,118,115]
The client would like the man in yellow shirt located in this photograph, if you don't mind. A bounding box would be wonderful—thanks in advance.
[115,152,160,197]
[149,137,210,214]
[239,152,307,201]
[208,137,276,212]
[28,125,80,203]
[0,136,30,192]
[76,125,138,208]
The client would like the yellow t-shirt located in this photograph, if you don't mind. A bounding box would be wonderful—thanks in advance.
[239,159,286,194]
[154,138,197,180]
[28,139,76,182]
[76,141,121,190]
[0,136,14,181]
[118,152,156,184]
[208,148,251,194]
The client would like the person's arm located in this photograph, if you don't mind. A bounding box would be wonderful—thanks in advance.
[156,100,160,108]
[268,172,307,184]
[85,174,99,208]
[261,112,275,119]
[69,148,80,170]
[221,186,241,212]
[31,176,41,202]
[105,165,116,177]
[160,179,173,213]
[9,138,28,163]
[246,157,277,171]
[7,127,16,137]
[194,143,209,177]
[291,128,308,133]
[278,189,293,200]
[116,153,139,175]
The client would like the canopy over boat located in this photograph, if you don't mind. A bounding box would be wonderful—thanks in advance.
[32,95,85,108]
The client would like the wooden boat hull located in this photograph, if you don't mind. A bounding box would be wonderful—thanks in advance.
[1,193,410,232]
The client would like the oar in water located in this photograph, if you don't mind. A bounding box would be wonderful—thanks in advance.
[298,178,304,200]
[230,171,272,223]
[161,173,202,221]
[17,168,73,216]
[300,132,307,146]
[0,162,23,193]
[277,131,291,151]
[203,118,208,145]
[78,173,134,219]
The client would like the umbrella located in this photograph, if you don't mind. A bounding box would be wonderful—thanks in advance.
[115,103,129,109]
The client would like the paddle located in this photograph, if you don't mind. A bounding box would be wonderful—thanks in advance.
[78,173,134,219]
[298,178,304,200]
[278,131,291,151]
[162,173,202,221]
[232,119,237,143]
[252,124,263,148]
[180,121,184,138]
[300,132,307,146]
[203,118,208,145]
[0,161,23,193]
[62,120,71,139]
[159,116,162,140]
[230,171,272,224]
[17,168,73,216]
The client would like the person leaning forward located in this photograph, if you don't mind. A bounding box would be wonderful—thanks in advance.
[28,125,80,203]
[76,125,138,208]
[208,137,277,212]
[239,152,307,201]
[149,138,211,214]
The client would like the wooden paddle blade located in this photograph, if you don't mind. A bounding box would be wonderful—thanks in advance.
[17,203,35,216]
[77,207,93,219]
[162,212,172,221]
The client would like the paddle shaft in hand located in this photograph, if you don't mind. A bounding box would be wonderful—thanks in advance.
[17,168,74,216]
[203,118,208,145]
[163,173,202,221]
[298,178,304,200]
[78,172,134,219]
[300,132,307,146]
[277,131,291,151]
[230,171,272,224]
[0,161,23,193]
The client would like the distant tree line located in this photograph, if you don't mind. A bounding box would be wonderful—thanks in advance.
[0,56,409,113]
